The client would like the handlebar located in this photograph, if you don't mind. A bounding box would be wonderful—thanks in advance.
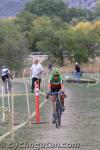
[47,91,64,96]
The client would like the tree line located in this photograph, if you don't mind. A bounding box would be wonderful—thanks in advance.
[0,0,100,69]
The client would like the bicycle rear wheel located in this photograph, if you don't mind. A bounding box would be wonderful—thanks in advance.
[58,110,61,126]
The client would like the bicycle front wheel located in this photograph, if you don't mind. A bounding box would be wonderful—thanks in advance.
[56,104,61,128]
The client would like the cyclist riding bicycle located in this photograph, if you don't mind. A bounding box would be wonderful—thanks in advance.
[45,68,67,123]
[1,65,13,93]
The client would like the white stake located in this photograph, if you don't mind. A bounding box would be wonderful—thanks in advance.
[11,93,15,141]
[7,92,10,112]
[25,83,31,127]
[7,81,11,112]
[1,86,5,122]
[12,71,15,88]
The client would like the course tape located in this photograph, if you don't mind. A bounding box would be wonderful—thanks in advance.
[0,92,45,97]
[0,100,47,142]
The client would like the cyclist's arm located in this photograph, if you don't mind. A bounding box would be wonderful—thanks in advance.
[47,79,51,92]
[7,69,13,80]
[45,79,52,99]
[59,76,64,91]
[60,79,67,97]
[9,73,13,79]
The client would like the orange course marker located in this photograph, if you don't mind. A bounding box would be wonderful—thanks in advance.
[35,80,40,123]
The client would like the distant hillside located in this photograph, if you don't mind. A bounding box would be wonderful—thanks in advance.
[66,0,100,10]
[0,0,99,18]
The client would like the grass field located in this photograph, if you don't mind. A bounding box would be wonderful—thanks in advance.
[0,77,47,141]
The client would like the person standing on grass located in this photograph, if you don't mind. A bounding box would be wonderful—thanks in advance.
[26,59,43,93]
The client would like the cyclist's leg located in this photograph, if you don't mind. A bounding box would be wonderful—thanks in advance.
[5,74,12,92]
[2,76,7,93]
[59,94,65,111]
[50,95,56,113]
[8,79,12,92]
[50,95,56,123]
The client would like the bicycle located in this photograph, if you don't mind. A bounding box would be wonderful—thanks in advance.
[49,91,63,128]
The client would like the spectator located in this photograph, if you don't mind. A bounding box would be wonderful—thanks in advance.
[26,59,43,93]
[75,62,81,73]
[74,62,82,79]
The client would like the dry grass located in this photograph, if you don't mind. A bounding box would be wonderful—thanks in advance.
[59,60,100,74]
[17,56,100,77]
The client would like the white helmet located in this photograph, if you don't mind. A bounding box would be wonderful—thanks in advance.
[75,62,78,65]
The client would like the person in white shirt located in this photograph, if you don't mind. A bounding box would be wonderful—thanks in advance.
[27,59,43,93]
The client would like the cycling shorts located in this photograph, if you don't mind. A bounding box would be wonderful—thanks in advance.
[1,74,9,82]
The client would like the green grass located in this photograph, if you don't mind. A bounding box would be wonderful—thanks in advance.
[0,80,46,138]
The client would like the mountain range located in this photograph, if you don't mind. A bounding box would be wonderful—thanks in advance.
[67,0,97,10]
[0,0,99,18]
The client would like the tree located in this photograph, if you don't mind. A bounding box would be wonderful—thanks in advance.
[27,16,53,51]
[28,16,71,65]
[24,0,94,22]
[24,0,68,21]
[72,21,100,61]
[71,28,99,62]
[15,11,36,32]
[73,21,93,31]
[0,19,28,70]
[93,20,100,37]
[94,2,100,18]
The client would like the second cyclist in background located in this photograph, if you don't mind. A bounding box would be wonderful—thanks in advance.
[0,65,13,93]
